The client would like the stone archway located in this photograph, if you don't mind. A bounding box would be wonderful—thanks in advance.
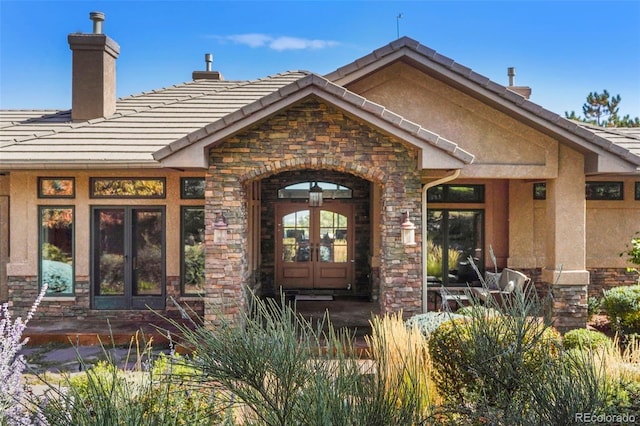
[202,99,423,324]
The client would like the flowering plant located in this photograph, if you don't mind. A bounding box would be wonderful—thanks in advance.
[1,284,47,425]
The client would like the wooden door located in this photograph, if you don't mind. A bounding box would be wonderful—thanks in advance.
[276,203,353,290]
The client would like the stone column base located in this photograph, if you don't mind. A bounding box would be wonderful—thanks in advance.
[551,284,588,332]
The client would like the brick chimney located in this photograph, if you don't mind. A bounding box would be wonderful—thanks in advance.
[68,12,120,121]
[506,67,532,99]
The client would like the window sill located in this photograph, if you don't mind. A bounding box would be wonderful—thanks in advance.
[43,296,76,302]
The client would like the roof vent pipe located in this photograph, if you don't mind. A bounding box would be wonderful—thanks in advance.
[507,67,516,86]
[90,11,105,34]
[205,53,213,71]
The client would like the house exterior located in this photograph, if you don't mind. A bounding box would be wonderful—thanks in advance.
[1,13,639,330]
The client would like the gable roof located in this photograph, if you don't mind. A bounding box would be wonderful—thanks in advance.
[1,37,638,174]
[326,36,640,173]
[0,72,306,169]
[154,73,475,169]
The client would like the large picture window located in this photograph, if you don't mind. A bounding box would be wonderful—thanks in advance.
[40,206,74,294]
[181,206,205,295]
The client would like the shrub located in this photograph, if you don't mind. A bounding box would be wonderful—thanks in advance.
[588,296,602,320]
[456,305,501,318]
[563,329,612,351]
[166,293,435,425]
[1,285,47,425]
[38,347,222,425]
[404,312,464,337]
[527,348,610,425]
[601,285,640,333]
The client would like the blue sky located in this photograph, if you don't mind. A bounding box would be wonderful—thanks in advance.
[1,0,639,119]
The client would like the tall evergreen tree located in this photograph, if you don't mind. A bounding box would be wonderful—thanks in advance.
[565,90,639,127]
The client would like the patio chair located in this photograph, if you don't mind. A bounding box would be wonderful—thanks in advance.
[471,268,530,304]
[439,286,471,312]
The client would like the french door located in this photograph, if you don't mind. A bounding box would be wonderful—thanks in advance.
[276,203,353,290]
[92,206,165,309]
[427,209,484,285]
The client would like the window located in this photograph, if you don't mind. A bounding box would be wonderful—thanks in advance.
[39,177,75,198]
[90,178,166,198]
[181,177,205,199]
[40,206,74,294]
[278,182,352,199]
[427,184,485,203]
[181,206,205,295]
[533,183,546,200]
[635,182,640,200]
[585,182,623,200]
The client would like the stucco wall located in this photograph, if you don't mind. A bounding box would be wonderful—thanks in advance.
[346,62,559,179]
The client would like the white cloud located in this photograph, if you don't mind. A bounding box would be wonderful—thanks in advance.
[214,34,339,51]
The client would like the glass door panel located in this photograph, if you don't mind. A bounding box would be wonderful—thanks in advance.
[319,210,348,263]
[133,210,163,296]
[96,209,125,296]
[282,210,310,263]
[427,209,484,285]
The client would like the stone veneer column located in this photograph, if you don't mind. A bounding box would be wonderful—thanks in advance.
[203,173,248,325]
[379,174,422,315]
[543,144,589,331]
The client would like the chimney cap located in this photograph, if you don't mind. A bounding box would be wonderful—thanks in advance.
[90,11,105,34]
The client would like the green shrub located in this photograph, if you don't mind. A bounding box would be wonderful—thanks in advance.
[428,314,562,408]
[528,349,610,425]
[456,305,501,318]
[563,329,612,351]
[588,296,601,320]
[404,312,464,336]
[601,285,640,333]
[39,354,222,425]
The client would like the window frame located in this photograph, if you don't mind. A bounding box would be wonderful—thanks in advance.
[38,177,75,198]
[181,177,206,199]
[181,205,205,296]
[39,205,75,295]
[533,183,546,200]
[585,181,624,201]
[89,177,166,199]
[427,184,485,203]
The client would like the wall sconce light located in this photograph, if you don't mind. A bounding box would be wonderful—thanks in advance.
[401,211,417,246]
[309,182,323,207]
[213,211,228,244]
